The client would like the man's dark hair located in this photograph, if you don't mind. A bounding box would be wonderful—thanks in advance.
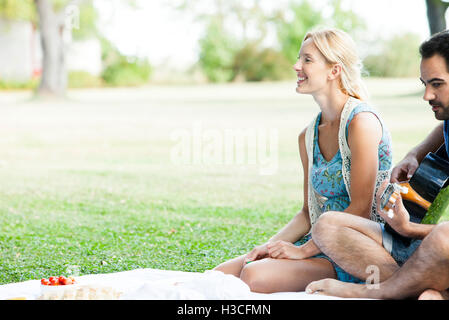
[420,30,449,72]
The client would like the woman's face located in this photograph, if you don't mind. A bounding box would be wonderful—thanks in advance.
[293,38,333,95]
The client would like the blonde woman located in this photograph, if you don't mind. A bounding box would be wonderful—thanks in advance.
[213,28,393,293]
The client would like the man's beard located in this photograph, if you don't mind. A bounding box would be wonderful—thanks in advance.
[430,100,449,120]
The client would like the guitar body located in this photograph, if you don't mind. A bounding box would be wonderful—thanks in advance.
[409,148,449,203]
[384,144,449,243]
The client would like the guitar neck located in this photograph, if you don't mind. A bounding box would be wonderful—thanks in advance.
[398,182,431,211]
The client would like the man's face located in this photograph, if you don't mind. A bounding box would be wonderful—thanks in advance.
[420,54,449,120]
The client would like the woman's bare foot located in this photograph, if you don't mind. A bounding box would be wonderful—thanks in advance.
[418,289,449,300]
[305,278,378,299]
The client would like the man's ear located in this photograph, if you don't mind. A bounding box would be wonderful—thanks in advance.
[328,64,342,80]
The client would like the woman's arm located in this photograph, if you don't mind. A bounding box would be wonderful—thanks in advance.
[345,112,384,218]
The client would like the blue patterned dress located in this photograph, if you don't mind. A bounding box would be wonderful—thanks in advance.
[295,103,393,283]
[311,104,392,212]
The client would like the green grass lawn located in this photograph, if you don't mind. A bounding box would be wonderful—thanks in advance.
[0,79,439,284]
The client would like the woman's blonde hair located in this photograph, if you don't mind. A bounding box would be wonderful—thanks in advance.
[303,28,369,101]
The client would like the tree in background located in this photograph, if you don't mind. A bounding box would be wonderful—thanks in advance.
[198,19,240,83]
[34,0,98,98]
[363,33,422,78]
[0,0,100,94]
[275,0,365,64]
[35,0,69,98]
[179,0,366,83]
[274,1,323,64]
[0,0,149,95]
[176,0,284,82]
[231,43,292,82]
[425,0,449,34]
[100,36,152,87]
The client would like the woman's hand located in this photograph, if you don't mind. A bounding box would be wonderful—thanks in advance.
[266,240,305,260]
[243,244,270,265]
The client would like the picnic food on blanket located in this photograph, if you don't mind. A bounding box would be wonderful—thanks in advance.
[38,274,122,300]
[41,276,76,286]
[37,284,122,300]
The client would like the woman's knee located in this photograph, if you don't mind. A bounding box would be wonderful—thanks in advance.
[240,262,270,293]
[212,255,246,277]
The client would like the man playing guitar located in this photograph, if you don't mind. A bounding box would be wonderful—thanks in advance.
[304,29,449,300]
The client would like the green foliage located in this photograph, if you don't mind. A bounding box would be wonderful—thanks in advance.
[0,78,38,90]
[0,0,98,39]
[101,56,151,88]
[275,1,323,64]
[328,0,365,33]
[232,43,293,81]
[275,0,366,64]
[68,71,103,88]
[0,0,36,22]
[100,37,152,87]
[102,57,151,87]
[363,33,422,78]
[198,19,294,82]
[198,20,239,83]
[191,0,368,83]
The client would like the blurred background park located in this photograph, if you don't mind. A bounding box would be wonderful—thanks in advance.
[0,0,448,284]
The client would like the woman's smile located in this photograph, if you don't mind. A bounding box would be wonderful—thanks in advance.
[297,75,308,85]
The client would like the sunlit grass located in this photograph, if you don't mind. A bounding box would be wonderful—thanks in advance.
[0,78,438,284]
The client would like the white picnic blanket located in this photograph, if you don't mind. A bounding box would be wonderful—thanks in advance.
[0,268,359,300]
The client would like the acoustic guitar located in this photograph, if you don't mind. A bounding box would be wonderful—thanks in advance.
[384,144,449,243]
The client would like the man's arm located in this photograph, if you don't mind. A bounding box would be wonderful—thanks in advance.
[376,180,435,239]
[400,221,435,240]
[391,123,444,182]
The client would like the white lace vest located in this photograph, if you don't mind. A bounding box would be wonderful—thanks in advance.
[305,97,391,226]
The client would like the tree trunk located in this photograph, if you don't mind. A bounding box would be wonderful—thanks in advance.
[35,0,66,98]
[425,0,449,35]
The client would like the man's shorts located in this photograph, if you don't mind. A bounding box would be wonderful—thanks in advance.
[381,223,422,266]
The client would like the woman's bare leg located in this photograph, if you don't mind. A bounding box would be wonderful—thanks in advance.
[213,255,246,278]
[239,257,337,293]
